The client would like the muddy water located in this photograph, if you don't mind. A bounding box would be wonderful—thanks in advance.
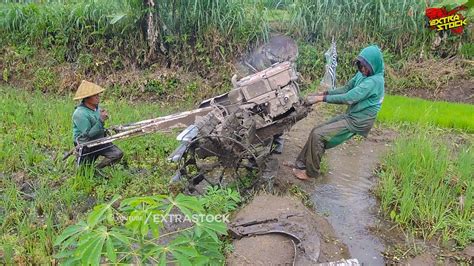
[311,140,388,265]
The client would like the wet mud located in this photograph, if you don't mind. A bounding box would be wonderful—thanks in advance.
[227,194,350,265]
[229,105,396,264]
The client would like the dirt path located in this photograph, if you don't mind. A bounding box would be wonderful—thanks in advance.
[273,105,396,193]
[228,105,397,264]
[275,105,396,264]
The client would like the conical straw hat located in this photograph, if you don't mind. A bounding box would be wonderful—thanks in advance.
[73,80,105,100]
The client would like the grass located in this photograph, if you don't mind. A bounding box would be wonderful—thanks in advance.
[378,95,474,133]
[0,86,183,263]
[376,129,473,248]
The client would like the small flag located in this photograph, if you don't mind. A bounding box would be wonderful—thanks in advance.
[320,38,337,90]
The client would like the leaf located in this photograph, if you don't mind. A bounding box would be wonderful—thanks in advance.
[200,220,227,235]
[105,236,117,263]
[159,251,167,266]
[54,249,75,259]
[76,231,97,247]
[192,255,210,265]
[121,197,154,208]
[125,210,144,233]
[174,194,204,214]
[81,235,105,265]
[390,210,397,220]
[140,218,149,237]
[59,234,80,252]
[203,228,219,243]
[106,208,115,225]
[87,196,119,228]
[54,221,88,246]
[194,225,202,237]
[171,250,192,266]
[110,13,126,25]
[109,229,130,245]
[172,246,199,258]
[120,195,165,209]
[150,217,160,238]
[170,234,191,247]
[60,256,81,266]
[75,235,98,263]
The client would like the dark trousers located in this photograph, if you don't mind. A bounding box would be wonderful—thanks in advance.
[75,142,123,169]
[296,116,355,178]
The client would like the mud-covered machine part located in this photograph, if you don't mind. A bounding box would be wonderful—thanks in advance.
[168,61,309,192]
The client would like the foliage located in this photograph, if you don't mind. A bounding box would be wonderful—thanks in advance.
[376,130,473,247]
[200,186,241,214]
[54,194,228,265]
[54,194,227,265]
[33,67,58,92]
[460,43,474,59]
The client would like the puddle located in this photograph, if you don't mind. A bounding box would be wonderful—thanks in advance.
[312,140,388,265]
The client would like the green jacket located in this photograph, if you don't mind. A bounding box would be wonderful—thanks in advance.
[72,103,105,143]
[324,45,385,136]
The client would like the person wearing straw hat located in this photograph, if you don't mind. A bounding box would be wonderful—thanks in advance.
[72,80,123,168]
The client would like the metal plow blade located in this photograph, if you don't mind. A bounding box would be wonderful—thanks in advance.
[229,213,321,265]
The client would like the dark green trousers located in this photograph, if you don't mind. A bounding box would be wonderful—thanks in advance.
[296,115,355,178]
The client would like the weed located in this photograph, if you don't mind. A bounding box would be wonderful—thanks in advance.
[200,186,241,214]
[289,185,314,208]
[460,43,474,59]
[33,67,58,92]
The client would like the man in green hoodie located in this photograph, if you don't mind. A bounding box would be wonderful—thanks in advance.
[72,80,123,168]
[291,45,384,180]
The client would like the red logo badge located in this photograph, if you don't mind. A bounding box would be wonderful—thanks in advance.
[425,5,468,34]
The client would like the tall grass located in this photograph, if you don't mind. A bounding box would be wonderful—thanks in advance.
[0,0,268,67]
[376,130,473,247]
[287,0,431,48]
[2,0,470,62]
[377,95,474,133]
[0,0,145,59]
[1,0,471,89]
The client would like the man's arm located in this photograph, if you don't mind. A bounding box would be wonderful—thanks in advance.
[326,76,357,95]
[73,113,105,143]
[324,79,374,105]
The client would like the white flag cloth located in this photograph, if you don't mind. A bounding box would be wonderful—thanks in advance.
[320,39,337,90]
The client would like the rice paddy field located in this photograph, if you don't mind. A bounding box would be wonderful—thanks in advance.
[378,95,474,133]
[0,0,473,264]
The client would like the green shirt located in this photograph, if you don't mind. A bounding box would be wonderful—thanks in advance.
[324,45,385,136]
[72,103,105,143]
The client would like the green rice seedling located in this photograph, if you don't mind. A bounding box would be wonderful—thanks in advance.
[376,129,473,247]
[378,95,474,132]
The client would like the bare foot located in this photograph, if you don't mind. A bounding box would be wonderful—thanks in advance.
[292,168,310,180]
[283,161,306,170]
